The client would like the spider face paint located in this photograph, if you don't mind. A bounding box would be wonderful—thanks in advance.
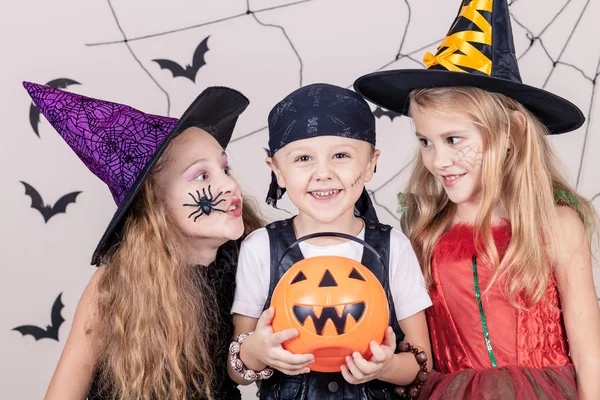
[183,185,226,222]
[156,128,245,244]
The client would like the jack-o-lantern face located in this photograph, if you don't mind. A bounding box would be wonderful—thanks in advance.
[290,267,367,336]
[271,255,389,372]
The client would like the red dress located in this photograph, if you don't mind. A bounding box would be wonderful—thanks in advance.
[419,224,577,400]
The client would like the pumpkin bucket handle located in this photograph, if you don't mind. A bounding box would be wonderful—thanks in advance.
[276,231,388,271]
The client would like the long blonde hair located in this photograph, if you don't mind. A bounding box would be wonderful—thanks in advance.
[92,148,265,399]
[401,87,596,307]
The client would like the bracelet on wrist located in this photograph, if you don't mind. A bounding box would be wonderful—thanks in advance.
[229,332,274,381]
[393,342,429,399]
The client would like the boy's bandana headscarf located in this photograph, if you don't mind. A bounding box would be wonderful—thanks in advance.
[266,83,379,222]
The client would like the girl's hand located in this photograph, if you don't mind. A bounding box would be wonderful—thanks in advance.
[241,306,314,375]
[341,326,396,384]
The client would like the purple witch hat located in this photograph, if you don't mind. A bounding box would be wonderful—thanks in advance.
[24,82,249,265]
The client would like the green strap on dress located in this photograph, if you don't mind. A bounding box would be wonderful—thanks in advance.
[472,255,497,367]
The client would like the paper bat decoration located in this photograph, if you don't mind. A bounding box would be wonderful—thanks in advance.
[373,106,402,121]
[29,78,80,138]
[152,36,210,83]
[20,181,81,223]
[13,293,65,341]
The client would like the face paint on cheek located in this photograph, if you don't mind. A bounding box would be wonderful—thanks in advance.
[350,173,363,188]
[452,143,483,168]
[182,185,226,222]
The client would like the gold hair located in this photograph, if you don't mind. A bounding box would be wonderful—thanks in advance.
[91,147,265,399]
[401,87,597,307]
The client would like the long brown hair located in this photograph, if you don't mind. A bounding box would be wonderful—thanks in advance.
[401,87,596,307]
[93,148,265,399]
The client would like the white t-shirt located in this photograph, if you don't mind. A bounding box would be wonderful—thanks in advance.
[232,226,432,321]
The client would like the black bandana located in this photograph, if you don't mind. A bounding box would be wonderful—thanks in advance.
[266,83,379,222]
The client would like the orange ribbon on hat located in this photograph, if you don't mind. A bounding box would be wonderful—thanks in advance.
[423,0,493,75]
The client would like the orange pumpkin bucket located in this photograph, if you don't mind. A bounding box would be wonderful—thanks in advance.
[271,232,389,372]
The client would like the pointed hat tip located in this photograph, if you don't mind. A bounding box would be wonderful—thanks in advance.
[23,81,36,94]
[22,81,44,92]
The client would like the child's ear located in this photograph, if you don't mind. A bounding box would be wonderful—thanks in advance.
[265,156,286,188]
[364,149,381,183]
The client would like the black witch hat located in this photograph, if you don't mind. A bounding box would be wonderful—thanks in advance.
[354,0,584,134]
[24,82,249,265]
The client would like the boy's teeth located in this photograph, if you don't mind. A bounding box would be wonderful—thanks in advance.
[312,190,339,197]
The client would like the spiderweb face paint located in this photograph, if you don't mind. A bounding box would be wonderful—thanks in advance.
[452,143,483,169]
[183,185,226,222]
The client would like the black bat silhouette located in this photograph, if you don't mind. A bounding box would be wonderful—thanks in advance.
[373,106,402,121]
[152,36,210,83]
[20,181,81,223]
[29,78,80,137]
[13,293,65,341]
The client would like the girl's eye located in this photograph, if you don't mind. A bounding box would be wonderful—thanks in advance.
[295,155,311,162]
[223,166,231,175]
[418,138,431,147]
[334,153,349,159]
[194,172,208,181]
[448,137,462,145]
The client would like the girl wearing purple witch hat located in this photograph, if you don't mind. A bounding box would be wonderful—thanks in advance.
[355,0,600,398]
[24,82,264,400]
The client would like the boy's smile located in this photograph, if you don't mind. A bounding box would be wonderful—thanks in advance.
[268,136,379,226]
[309,189,341,201]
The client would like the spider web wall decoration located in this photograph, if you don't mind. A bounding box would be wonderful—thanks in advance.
[3,1,600,399]
[86,0,600,296]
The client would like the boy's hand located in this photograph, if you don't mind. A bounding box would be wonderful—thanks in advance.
[242,306,314,375]
[340,326,396,384]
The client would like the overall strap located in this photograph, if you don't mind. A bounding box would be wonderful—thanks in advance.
[362,222,404,343]
[263,218,302,311]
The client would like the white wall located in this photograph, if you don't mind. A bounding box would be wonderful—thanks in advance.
[1,0,598,398]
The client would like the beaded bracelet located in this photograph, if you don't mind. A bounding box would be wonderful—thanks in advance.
[229,332,274,381]
[393,342,429,399]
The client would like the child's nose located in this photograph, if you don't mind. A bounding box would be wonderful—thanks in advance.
[432,148,454,169]
[217,173,241,196]
[314,160,333,181]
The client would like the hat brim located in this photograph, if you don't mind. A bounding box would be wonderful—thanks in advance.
[91,88,248,265]
[354,69,584,134]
